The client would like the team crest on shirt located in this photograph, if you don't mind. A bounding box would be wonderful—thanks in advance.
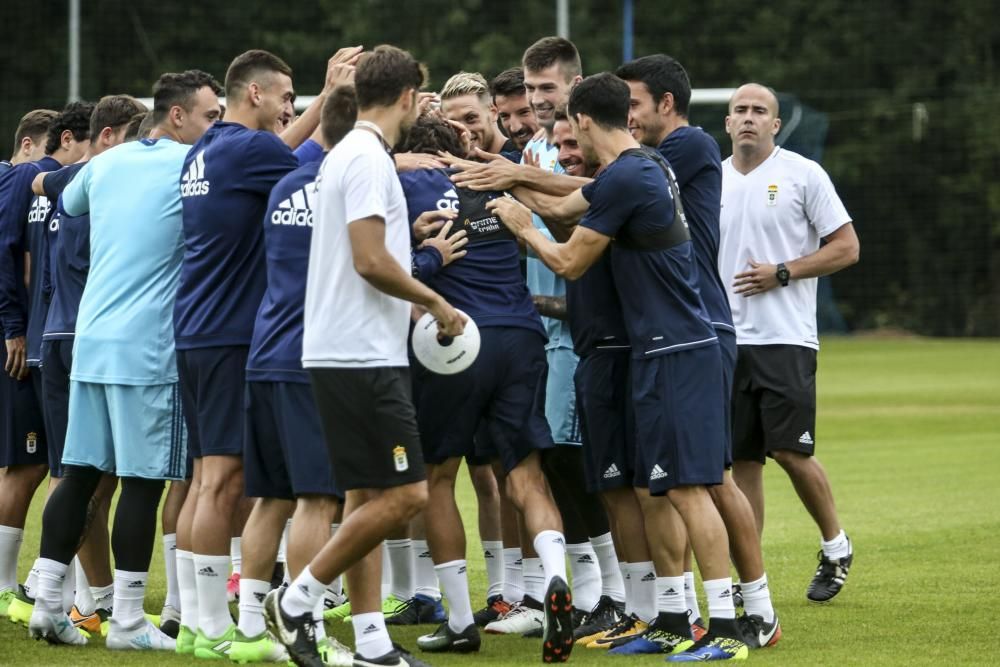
[26,432,37,454]
[393,445,409,472]
[767,184,778,207]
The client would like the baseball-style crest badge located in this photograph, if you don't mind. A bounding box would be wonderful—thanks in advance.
[26,432,37,454]
[767,184,778,207]
[393,445,409,472]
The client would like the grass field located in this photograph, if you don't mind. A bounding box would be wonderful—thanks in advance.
[1,337,998,666]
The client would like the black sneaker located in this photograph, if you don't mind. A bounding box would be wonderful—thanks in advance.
[807,537,853,603]
[473,595,510,627]
[416,621,481,653]
[737,611,782,649]
[541,576,574,663]
[386,594,447,626]
[354,642,434,666]
[262,588,322,667]
[572,594,624,641]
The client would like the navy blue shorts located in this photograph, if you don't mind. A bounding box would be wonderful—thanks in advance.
[717,329,737,469]
[575,350,635,493]
[244,381,340,499]
[0,344,47,469]
[177,346,248,458]
[40,339,72,477]
[632,345,728,494]
[413,327,553,473]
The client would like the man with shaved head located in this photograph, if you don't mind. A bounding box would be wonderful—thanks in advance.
[719,82,860,605]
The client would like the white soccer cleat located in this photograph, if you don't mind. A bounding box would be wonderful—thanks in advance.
[106,618,178,650]
[28,609,88,646]
[484,602,544,634]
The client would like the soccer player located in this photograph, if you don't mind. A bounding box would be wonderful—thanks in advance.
[25,69,222,650]
[490,68,539,153]
[264,45,463,667]
[489,72,750,662]
[172,46,358,658]
[440,71,520,160]
[719,83,860,603]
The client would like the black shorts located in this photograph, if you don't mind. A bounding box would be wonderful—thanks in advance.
[244,381,341,500]
[177,346,248,458]
[0,343,47,468]
[412,327,552,473]
[732,344,817,464]
[575,350,635,493]
[309,367,426,491]
[41,339,72,477]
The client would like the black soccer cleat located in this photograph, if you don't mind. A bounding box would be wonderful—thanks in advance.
[572,594,624,641]
[737,611,782,649]
[807,536,853,603]
[385,594,447,626]
[473,595,510,627]
[262,588,323,667]
[416,621,481,653]
[542,576,574,663]
[354,642,434,666]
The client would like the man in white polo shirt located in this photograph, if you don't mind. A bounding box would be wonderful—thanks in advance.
[718,83,860,604]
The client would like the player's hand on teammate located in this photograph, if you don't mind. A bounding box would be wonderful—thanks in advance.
[487,196,533,239]
[428,296,466,338]
[522,147,540,168]
[4,336,28,380]
[733,259,780,296]
[448,153,523,191]
[412,208,455,241]
[395,152,446,173]
[417,92,441,115]
[322,46,363,94]
[420,219,468,266]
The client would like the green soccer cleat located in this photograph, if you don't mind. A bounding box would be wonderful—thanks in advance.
[336,594,405,624]
[0,589,15,617]
[228,628,289,663]
[323,598,352,623]
[7,586,34,627]
[193,624,237,660]
[176,625,197,655]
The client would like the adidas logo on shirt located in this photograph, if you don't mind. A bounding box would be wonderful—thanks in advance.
[27,196,50,223]
[272,183,318,226]
[650,464,668,480]
[799,431,814,445]
[181,150,210,197]
[436,187,459,212]
[604,463,622,479]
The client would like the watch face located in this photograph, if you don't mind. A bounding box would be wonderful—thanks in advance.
[777,266,790,284]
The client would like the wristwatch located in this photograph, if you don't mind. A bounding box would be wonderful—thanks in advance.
[776,263,791,287]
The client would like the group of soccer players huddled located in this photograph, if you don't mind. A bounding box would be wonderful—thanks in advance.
[0,34,858,667]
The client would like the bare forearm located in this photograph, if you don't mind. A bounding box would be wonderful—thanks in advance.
[787,238,859,280]
[515,168,590,196]
[533,295,567,321]
[522,227,579,279]
[358,255,442,309]
[511,188,577,241]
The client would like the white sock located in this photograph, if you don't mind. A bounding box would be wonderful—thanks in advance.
[33,557,67,614]
[567,542,601,611]
[0,526,23,591]
[313,595,328,641]
[277,520,290,572]
[821,530,850,560]
[193,553,232,638]
[380,542,391,600]
[352,611,392,660]
[230,537,242,576]
[741,574,774,623]
[522,557,545,602]
[655,576,686,615]
[385,538,413,600]
[112,570,147,628]
[435,560,474,632]
[703,577,736,620]
[281,565,326,618]
[532,530,567,591]
[482,541,504,600]
[412,539,440,600]
[620,562,632,615]
[23,566,39,599]
[163,534,179,610]
[61,557,77,613]
[176,550,198,631]
[237,578,270,637]
[630,562,657,622]
[590,533,626,603]
[684,571,702,623]
[502,548,523,601]
[328,524,343,597]
[73,560,95,615]
[91,583,114,612]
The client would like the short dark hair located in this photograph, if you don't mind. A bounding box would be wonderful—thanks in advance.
[490,67,526,101]
[12,109,57,156]
[615,54,691,118]
[522,37,581,79]
[152,69,223,124]
[395,114,465,157]
[321,86,358,149]
[90,95,147,139]
[224,50,293,99]
[137,111,157,139]
[567,73,630,130]
[355,45,426,110]
[124,112,148,141]
[45,101,95,155]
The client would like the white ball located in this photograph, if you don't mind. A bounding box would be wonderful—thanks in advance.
[412,310,480,375]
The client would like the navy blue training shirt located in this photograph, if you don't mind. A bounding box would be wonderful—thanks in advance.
[0,160,48,339]
[174,122,299,349]
[246,159,321,384]
[25,156,60,365]
[399,168,544,336]
[41,162,88,339]
[580,151,716,358]
[658,126,733,333]
[565,248,630,357]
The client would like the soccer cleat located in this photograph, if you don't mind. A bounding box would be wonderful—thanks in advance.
[106,618,177,650]
[322,588,348,613]
[484,599,544,634]
[28,609,88,645]
[0,588,15,616]
[385,593,447,626]
[416,621,481,653]
[323,597,352,622]
[691,617,708,642]
[354,642,433,667]
[263,587,323,667]
[525,607,585,638]
[337,593,405,624]
[228,627,290,663]
[317,636,354,666]
[69,605,110,637]
[7,585,34,626]
[227,572,241,603]
[737,612,781,649]
[607,612,694,655]
[176,625,197,654]
[587,613,648,649]
[665,633,749,662]
[573,595,624,643]
[159,604,181,638]
[731,583,744,610]
[193,623,237,659]
[542,576,574,663]
[807,538,853,603]
[473,595,511,627]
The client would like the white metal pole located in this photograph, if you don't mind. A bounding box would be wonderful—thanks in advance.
[69,0,80,102]
[557,0,569,38]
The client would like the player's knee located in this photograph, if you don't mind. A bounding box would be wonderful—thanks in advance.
[771,448,809,470]
[383,481,428,524]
